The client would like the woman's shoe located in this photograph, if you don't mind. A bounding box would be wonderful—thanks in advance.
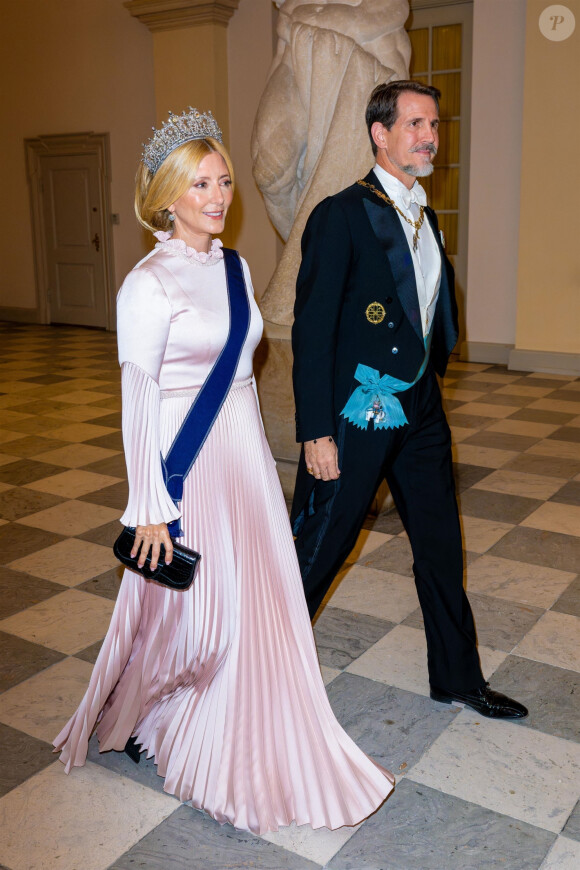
[123,735,141,764]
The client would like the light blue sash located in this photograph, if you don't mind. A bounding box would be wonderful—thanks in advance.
[340,329,432,431]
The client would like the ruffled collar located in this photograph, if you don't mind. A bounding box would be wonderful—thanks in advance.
[154,231,224,265]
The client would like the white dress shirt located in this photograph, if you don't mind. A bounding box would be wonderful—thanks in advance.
[373,163,441,338]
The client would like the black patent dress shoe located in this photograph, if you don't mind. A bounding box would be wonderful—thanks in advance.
[123,735,141,764]
[430,682,528,719]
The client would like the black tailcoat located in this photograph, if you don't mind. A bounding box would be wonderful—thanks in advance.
[291,170,484,692]
[292,170,458,446]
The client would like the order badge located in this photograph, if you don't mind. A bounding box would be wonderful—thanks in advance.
[366,302,386,324]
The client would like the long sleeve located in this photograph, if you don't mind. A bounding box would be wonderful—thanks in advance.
[117,265,180,527]
[292,197,352,442]
[117,266,172,382]
[119,362,181,527]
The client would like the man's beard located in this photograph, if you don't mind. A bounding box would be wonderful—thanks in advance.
[394,143,437,178]
[401,162,435,178]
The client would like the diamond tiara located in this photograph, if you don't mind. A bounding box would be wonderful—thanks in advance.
[142,108,223,174]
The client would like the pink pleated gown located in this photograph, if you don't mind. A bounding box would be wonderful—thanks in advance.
[53,234,395,834]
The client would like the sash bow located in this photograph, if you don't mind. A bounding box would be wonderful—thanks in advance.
[340,365,410,430]
[340,330,433,431]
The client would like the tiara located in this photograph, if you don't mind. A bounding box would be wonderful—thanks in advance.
[142,108,223,174]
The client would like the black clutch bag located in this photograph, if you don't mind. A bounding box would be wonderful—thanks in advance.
[113,527,200,591]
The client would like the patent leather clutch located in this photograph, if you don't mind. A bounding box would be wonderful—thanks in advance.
[113,527,200,591]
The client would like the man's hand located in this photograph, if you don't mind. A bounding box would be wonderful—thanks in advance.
[131,523,173,571]
[304,437,340,481]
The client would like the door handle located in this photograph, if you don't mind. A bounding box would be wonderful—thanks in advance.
[91,233,100,252]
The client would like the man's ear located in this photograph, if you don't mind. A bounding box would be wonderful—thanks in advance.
[371,121,388,153]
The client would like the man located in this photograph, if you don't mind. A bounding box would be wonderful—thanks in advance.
[291,80,527,720]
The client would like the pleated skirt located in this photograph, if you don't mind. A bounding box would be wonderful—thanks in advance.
[54,378,394,834]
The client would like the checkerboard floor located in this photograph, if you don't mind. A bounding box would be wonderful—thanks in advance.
[0,321,578,870]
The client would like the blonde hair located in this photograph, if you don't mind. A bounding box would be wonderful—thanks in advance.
[135,138,234,234]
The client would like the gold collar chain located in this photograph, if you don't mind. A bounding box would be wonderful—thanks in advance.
[357,179,425,251]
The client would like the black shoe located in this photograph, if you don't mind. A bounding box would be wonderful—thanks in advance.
[123,735,141,764]
[430,682,528,719]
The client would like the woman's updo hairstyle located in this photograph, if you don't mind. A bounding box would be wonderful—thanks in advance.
[135,137,234,234]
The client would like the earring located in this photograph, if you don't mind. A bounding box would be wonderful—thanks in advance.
[168,212,175,222]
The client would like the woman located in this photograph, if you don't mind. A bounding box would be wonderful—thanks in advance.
[54,109,394,834]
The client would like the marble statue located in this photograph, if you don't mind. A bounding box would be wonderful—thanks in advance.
[251,0,411,325]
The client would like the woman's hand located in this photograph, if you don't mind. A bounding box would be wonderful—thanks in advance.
[131,523,173,571]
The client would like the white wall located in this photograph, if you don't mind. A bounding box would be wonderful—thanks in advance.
[515,0,580,359]
[0,0,155,312]
[465,0,526,349]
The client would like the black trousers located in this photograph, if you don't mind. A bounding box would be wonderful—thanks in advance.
[291,366,484,692]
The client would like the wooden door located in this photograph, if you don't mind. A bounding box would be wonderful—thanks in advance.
[40,152,108,327]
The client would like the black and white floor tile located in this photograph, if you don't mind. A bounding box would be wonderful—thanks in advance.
[0,323,578,870]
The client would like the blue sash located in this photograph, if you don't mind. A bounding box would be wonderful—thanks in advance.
[162,248,250,536]
[340,329,432,431]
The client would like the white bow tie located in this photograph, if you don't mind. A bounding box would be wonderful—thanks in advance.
[400,184,427,210]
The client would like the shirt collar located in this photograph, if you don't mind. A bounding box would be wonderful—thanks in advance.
[372,163,427,209]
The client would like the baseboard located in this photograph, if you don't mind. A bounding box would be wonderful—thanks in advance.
[508,348,580,377]
[459,340,579,376]
[459,341,513,366]
[0,307,43,324]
